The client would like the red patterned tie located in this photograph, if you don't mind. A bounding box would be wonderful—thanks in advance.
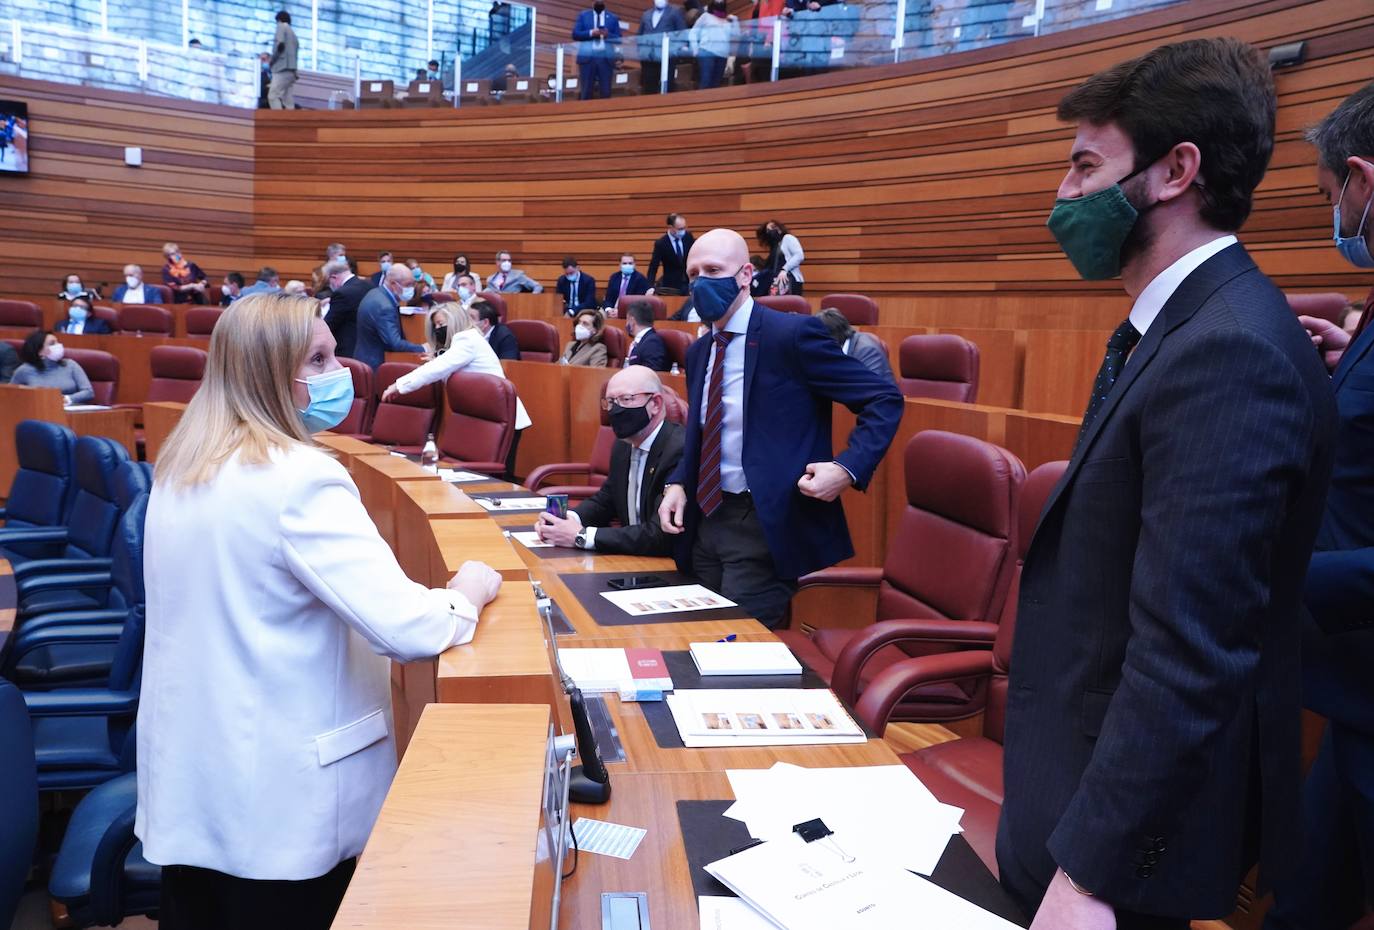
[697,330,735,516]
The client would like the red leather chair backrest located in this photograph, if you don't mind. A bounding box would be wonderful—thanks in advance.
[477,291,508,324]
[437,371,516,464]
[336,357,374,436]
[898,334,980,403]
[820,293,879,326]
[659,329,693,371]
[184,306,223,339]
[92,305,122,331]
[63,348,119,405]
[0,299,41,328]
[2,338,20,352]
[601,326,628,368]
[586,427,616,481]
[756,295,811,315]
[117,304,174,335]
[616,295,668,320]
[878,430,1025,632]
[369,362,438,447]
[1285,291,1352,326]
[146,346,207,403]
[661,384,688,424]
[985,459,1067,744]
[147,283,175,303]
[508,319,560,362]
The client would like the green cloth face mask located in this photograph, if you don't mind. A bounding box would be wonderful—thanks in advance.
[1047,167,1149,280]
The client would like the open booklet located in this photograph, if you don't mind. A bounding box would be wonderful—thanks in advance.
[666,689,866,747]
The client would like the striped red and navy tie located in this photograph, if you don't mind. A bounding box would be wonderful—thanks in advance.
[697,330,735,516]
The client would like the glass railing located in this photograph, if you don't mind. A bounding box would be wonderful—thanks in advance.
[0,0,1185,108]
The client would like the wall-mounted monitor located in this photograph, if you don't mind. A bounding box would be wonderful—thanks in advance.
[0,100,29,175]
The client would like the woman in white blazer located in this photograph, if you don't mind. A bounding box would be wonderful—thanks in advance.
[382,299,532,475]
[138,293,503,930]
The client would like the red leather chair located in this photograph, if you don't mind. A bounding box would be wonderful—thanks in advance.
[436,371,516,475]
[855,460,1068,875]
[116,304,174,336]
[146,283,174,304]
[1285,291,1353,326]
[898,334,980,402]
[184,307,223,340]
[757,295,811,315]
[0,299,41,328]
[616,295,668,320]
[659,329,693,371]
[776,430,1025,722]
[427,292,457,304]
[91,305,121,332]
[145,346,207,403]
[526,385,688,501]
[507,319,560,362]
[477,291,508,323]
[366,362,438,453]
[601,326,628,368]
[335,358,374,436]
[63,349,119,405]
[820,293,879,326]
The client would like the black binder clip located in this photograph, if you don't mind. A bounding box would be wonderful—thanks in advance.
[793,818,856,863]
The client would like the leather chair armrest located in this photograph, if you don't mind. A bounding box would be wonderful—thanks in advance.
[12,608,127,637]
[11,622,124,664]
[832,618,999,705]
[16,571,112,600]
[0,507,7,521]
[855,651,997,736]
[14,558,114,580]
[797,566,885,590]
[23,689,139,718]
[49,772,139,925]
[0,526,69,546]
[526,462,592,491]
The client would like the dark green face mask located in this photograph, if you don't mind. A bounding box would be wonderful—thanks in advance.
[1047,168,1148,280]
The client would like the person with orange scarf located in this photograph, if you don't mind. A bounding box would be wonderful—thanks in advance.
[161,241,210,305]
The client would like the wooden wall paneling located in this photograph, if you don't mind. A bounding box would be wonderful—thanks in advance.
[1020,329,1110,416]
[141,402,188,462]
[566,364,617,461]
[1001,410,1081,470]
[503,360,572,477]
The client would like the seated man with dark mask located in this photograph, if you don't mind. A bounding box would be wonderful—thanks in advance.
[535,365,684,556]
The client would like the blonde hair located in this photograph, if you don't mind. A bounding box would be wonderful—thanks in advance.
[156,293,321,488]
[426,301,475,352]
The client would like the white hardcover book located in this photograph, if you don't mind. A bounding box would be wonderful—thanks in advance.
[556,648,631,693]
[690,642,803,676]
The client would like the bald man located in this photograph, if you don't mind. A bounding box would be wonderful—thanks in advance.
[353,264,425,370]
[658,229,902,627]
[537,365,685,556]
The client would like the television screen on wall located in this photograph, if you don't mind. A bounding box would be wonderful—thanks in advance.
[0,100,30,175]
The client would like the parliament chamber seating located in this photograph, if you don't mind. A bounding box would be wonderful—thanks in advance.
[366,362,438,453]
[458,78,492,106]
[91,305,121,332]
[115,304,174,336]
[756,295,811,315]
[600,326,628,368]
[63,349,119,405]
[144,283,174,304]
[616,294,668,319]
[0,680,38,930]
[359,79,397,108]
[508,319,561,362]
[820,293,880,326]
[478,290,508,323]
[659,328,693,371]
[336,358,375,436]
[144,346,207,404]
[898,334,981,402]
[427,291,457,303]
[1286,291,1353,326]
[404,78,445,107]
[0,299,41,329]
[183,305,223,339]
[436,371,516,475]
[0,422,76,564]
[777,429,1024,722]
[856,459,1068,874]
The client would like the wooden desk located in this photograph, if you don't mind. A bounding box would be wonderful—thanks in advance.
[436,580,557,707]
[141,401,187,462]
[0,386,136,496]
[428,518,529,581]
[315,432,387,472]
[351,454,441,552]
[66,406,138,459]
[332,703,555,930]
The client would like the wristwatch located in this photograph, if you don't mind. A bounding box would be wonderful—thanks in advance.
[574,530,589,549]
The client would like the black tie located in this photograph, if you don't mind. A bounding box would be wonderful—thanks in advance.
[1075,319,1142,453]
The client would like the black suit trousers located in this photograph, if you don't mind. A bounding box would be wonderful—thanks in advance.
[689,492,796,628]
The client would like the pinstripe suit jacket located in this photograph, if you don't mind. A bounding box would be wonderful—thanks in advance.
[998,244,1337,917]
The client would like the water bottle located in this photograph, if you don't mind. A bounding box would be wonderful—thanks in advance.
[420,433,439,473]
[670,362,680,375]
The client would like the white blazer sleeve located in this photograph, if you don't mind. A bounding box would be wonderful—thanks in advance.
[394,337,477,395]
[278,455,479,662]
[781,234,804,275]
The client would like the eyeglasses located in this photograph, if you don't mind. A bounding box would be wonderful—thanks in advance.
[600,392,654,411]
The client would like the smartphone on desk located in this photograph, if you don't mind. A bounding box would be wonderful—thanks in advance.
[607,574,666,591]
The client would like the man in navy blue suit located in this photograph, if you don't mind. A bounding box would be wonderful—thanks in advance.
[998,40,1336,929]
[1264,80,1374,930]
[603,252,650,310]
[658,228,901,628]
[556,257,598,316]
[572,1,621,100]
[623,300,669,371]
[353,264,425,371]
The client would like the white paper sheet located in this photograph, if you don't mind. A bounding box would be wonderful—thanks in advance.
[508,530,553,549]
[572,818,647,859]
[698,896,776,930]
[438,468,496,483]
[690,641,802,675]
[600,584,738,617]
[666,690,867,748]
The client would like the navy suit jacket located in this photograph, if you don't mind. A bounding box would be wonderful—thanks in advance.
[625,327,669,371]
[572,8,622,60]
[603,270,651,307]
[999,245,1337,917]
[557,274,598,315]
[487,322,521,361]
[325,274,375,360]
[54,317,113,335]
[112,284,164,303]
[354,287,425,370]
[667,304,902,581]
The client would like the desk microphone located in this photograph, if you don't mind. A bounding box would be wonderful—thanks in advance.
[538,584,611,804]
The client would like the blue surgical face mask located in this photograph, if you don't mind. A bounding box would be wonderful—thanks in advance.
[65,282,82,296]
[457,285,474,302]
[400,285,416,302]
[1334,170,1374,269]
[68,305,89,324]
[621,262,634,275]
[690,267,744,322]
[380,260,392,273]
[296,367,354,433]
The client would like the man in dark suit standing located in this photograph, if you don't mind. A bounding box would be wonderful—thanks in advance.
[321,256,374,359]
[472,301,521,361]
[997,39,1337,929]
[604,252,651,310]
[369,251,393,287]
[572,0,621,100]
[646,213,694,296]
[353,264,425,371]
[556,257,598,316]
[623,300,669,371]
[1264,81,1374,930]
[658,228,902,628]
[637,0,686,93]
[537,366,685,556]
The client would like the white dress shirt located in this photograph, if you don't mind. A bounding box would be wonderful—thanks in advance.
[700,296,752,494]
[579,418,665,549]
[137,446,479,880]
[65,320,86,335]
[1127,235,1237,339]
[394,328,532,430]
[121,284,146,303]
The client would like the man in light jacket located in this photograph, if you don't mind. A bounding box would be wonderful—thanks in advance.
[268,10,298,109]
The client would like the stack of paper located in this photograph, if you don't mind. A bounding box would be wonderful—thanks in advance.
[438,467,496,483]
[665,689,866,748]
[690,641,803,676]
[472,495,548,511]
[600,583,737,617]
[722,762,964,876]
[557,647,673,693]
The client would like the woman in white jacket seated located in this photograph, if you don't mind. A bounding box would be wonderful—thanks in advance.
[138,292,504,930]
[381,299,532,476]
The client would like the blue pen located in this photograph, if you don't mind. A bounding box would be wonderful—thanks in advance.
[716,634,737,643]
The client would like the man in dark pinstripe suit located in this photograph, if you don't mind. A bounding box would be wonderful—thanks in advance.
[998,39,1337,929]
